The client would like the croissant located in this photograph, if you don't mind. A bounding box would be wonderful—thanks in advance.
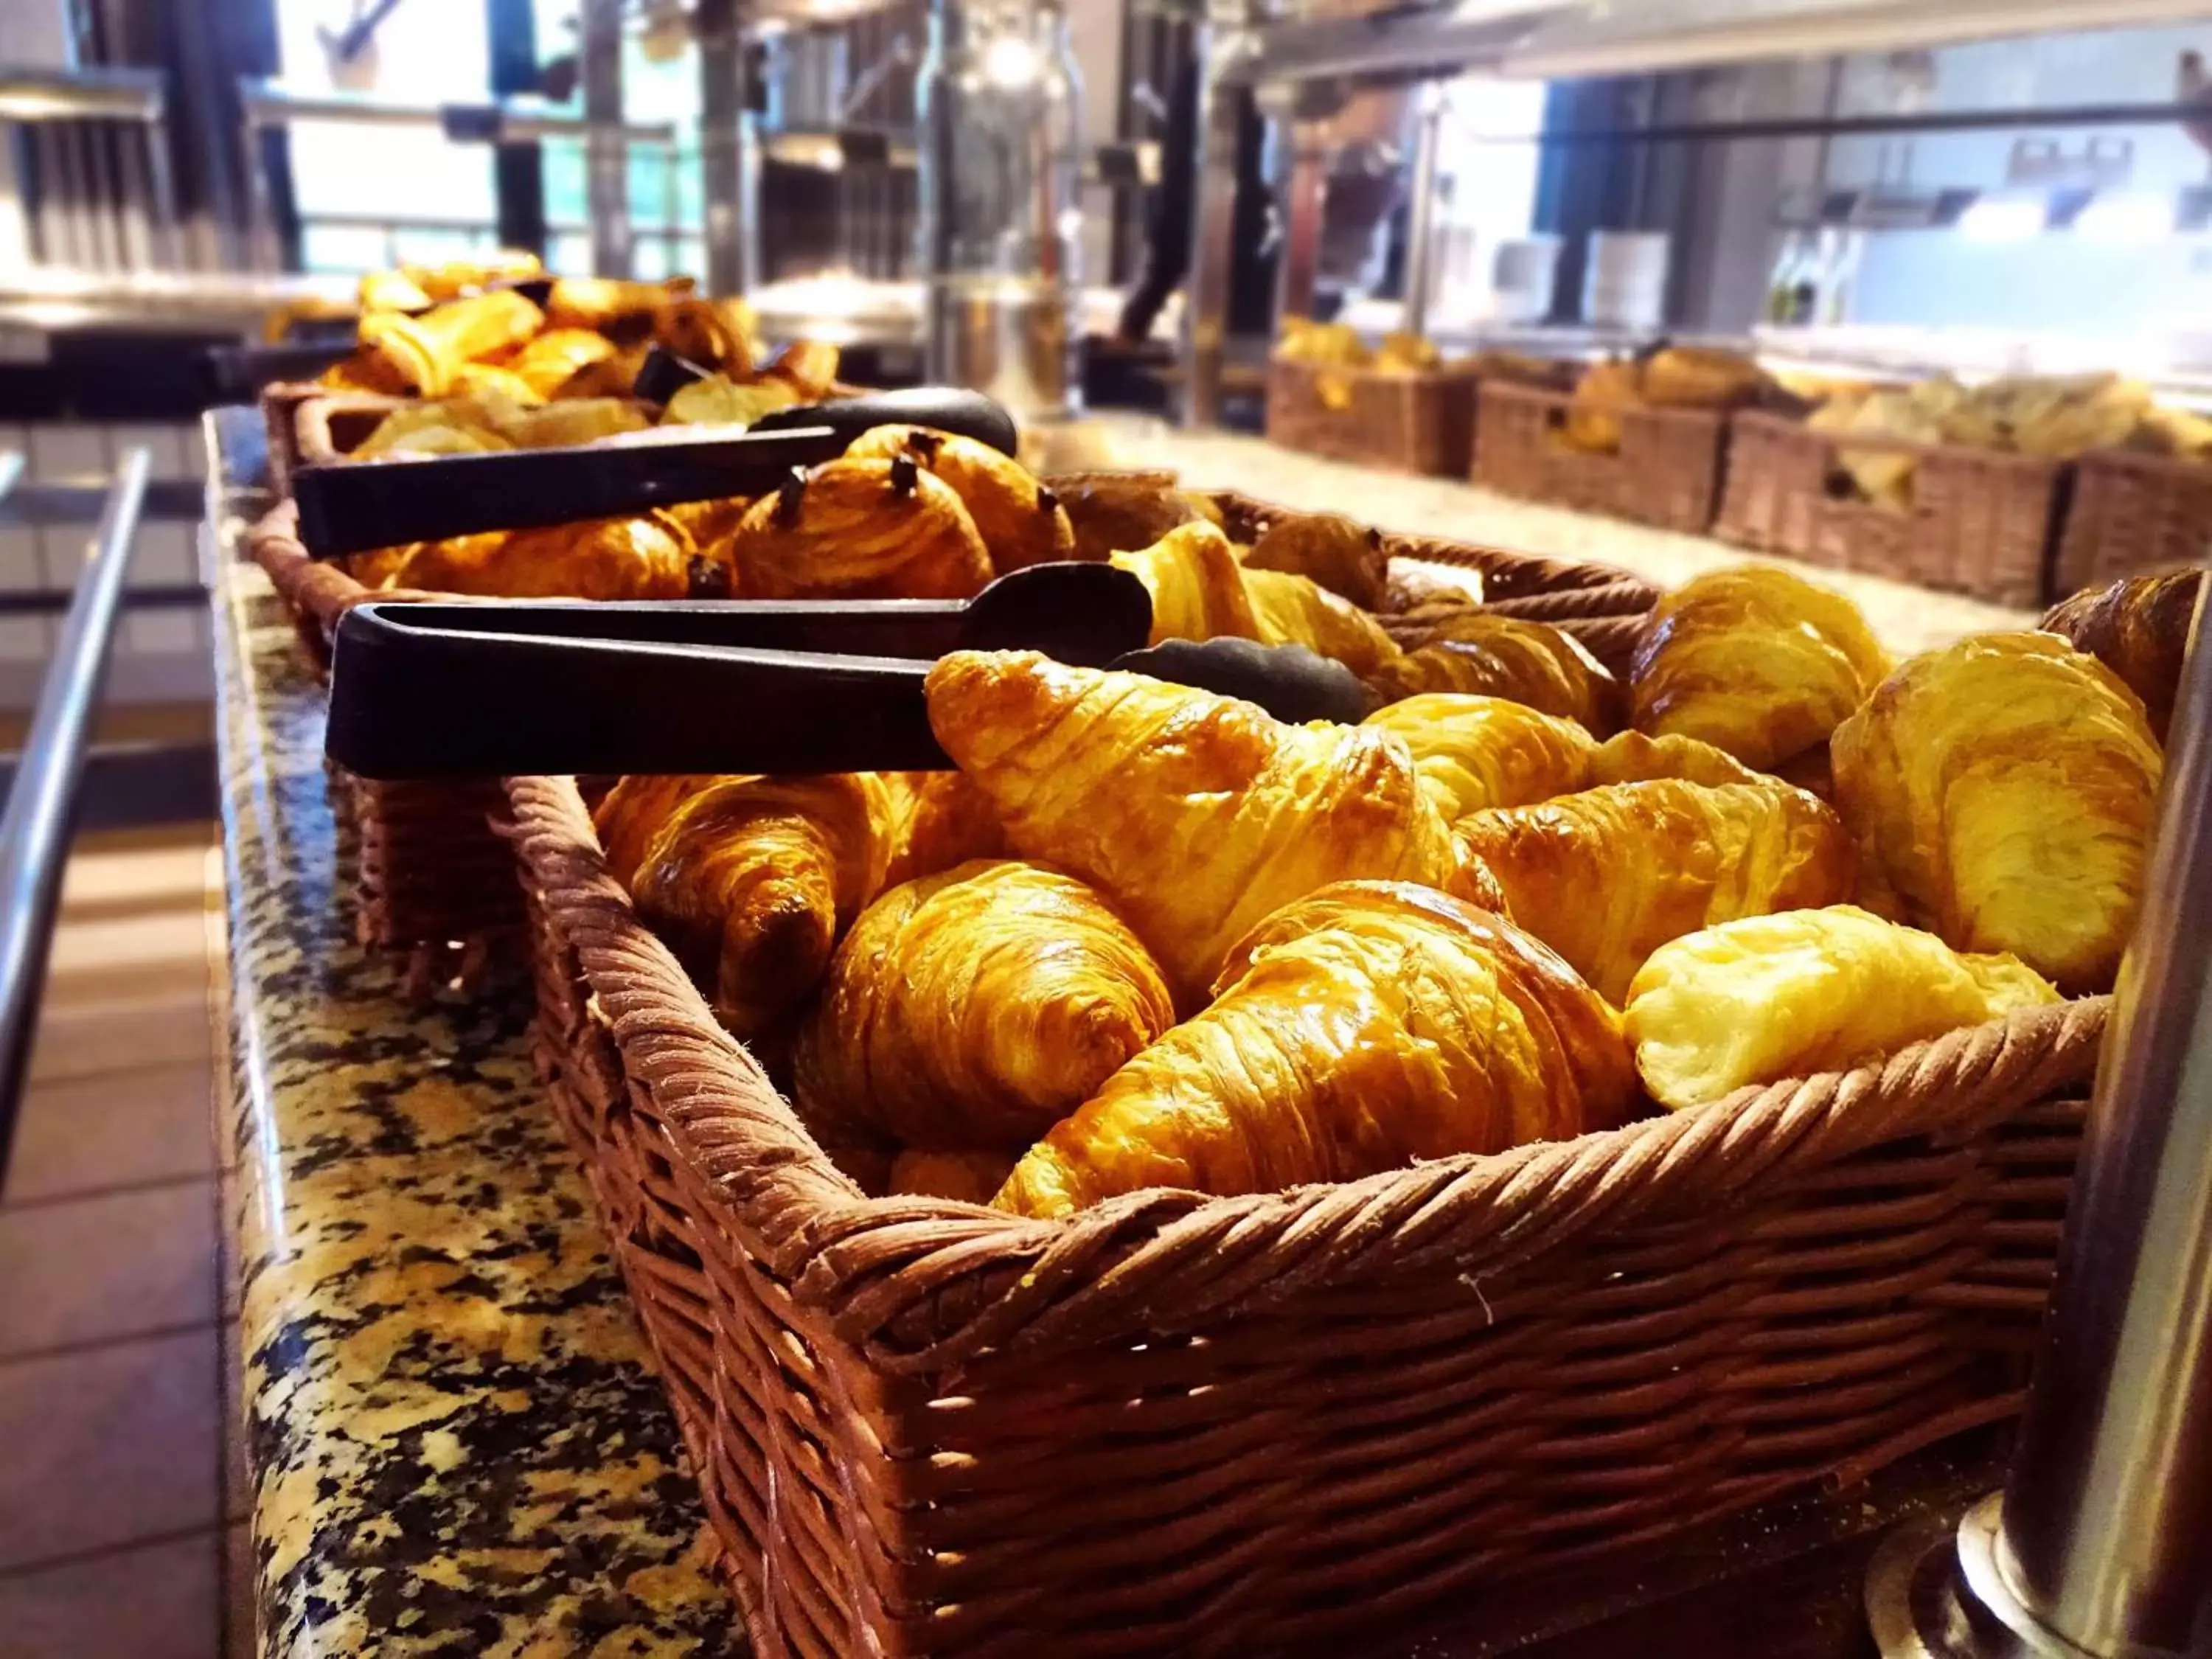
[994,882,1638,1217]
[762,338,841,403]
[358,268,434,316]
[731,456,993,600]
[1111,521,1261,644]
[1831,632,2162,992]
[655,296,757,378]
[545,276,679,338]
[1054,475,1208,563]
[1240,511,1390,611]
[319,349,409,396]
[397,512,690,599]
[507,328,621,399]
[357,288,545,397]
[1362,695,1597,821]
[498,398,653,450]
[887,1149,1018,1205]
[630,772,903,1037]
[843,425,1078,572]
[796,860,1176,1152]
[1244,568,1402,678]
[352,406,512,460]
[925,651,1468,1002]
[1625,905,2062,1110]
[1457,779,1855,1004]
[883,769,1007,887]
[1586,730,1764,790]
[1372,614,1623,736]
[594,774,725,888]
[1630,567,1889,769]
[2042,571,2202,741]
[663,373,802,429]
[448,361,547,407]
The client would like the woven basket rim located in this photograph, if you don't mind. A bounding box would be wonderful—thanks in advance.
[1269,353,1483,385]
[1729,407,2070,476]
[1481,380,1730,434]
[505,767,2107,1376]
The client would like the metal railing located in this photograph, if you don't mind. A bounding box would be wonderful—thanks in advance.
[0,448,150,1184]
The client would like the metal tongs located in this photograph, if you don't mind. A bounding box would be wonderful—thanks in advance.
[292,385,1020,557]
[324,563,1374,780]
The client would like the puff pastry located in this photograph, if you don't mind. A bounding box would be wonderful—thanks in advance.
[993,881,1638,1217]
[630,772,903,1037]
[887,1149,1018,1204]
[498,397,652,449]
[1373,613,1623,736]
[594,774,725,888]
[925,650,1469,1002]
[1361,695,1597,820]
[883,769,1007,887]
[655,296,758,378]
[358,288,545,397]
[546,276,681,338]
[1457,778,1855,1004]
[731,456,993,600]
[1240,511,1390,611]
[844,425,1078,572]
[1831,631,2162,992]
[2042,571,2202,741]
[507,328,621,400]
[396,511,690,599]
[1630,567,1889,768]
[1244,567,1402,678]
[1625,905,2061,1110]
[1056,475,1208,563]
[1111,521,1262,644]
[448,362,547,407]
[1586,730,1764,790]
[662,373,803,430]
[796,859,1176,1151]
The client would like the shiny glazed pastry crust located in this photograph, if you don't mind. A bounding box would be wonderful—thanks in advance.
[2042,569,2202,742]
[1361,695,1598,821]
[843,425,1079,573]
[992,881,1638,1217]
[395,511,690,599]
[1831,631,2162,993]
[795,859,1176,1150]
[731,456,993,600]
[1372,613,1624,736]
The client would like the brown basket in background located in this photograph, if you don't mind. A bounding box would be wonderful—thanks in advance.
[507,765,2101,1659]
[1473,381,1728,534]
[2053,448,2212,596]
[1717,411,2067,608]
[1267,357,1481,478]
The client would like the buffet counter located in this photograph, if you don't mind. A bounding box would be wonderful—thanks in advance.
[212,412,2018,1658]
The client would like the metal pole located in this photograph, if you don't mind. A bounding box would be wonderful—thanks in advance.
[1399,83,1444,343]
[581,0,632,277]
[697,0,747,296]
[0,448,149,1185]
[1871,580,2212,1659]
[1178,15,1248,429]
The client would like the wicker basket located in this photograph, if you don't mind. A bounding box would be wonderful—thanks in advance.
[259,385,403,501]
[1473,382,1728,535]
[1267,357,1481,479]
[1716,412,2068,608]
[2052,448,2212,597]
[505,766,2101,1658]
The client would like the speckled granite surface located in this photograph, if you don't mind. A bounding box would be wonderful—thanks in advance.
[211,492,744,1658]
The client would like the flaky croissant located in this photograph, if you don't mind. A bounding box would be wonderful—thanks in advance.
[1630,567,1889,769]
[1244,568,1402,678]
[1239,511,1389,611]
[358,288,545,397]
[1625,905,2061,1110]
[507,328,621,400]
[545,276,679,338]
[925,651,1468,1003]
[448,362,547,407]
[2042,570,2201,742]
[498,398,652,450]
[993,881,1638,1217]
[655,296,757,378]
[1831,632,2162,992]
[796,860,1176,1152]
[844,425,1078,573]
[1457,778,1855,1004]
[1112,521,1261,644]
[887,1149,1018,1205]
[594,774,724,888]
[1371,613,1623,736]
[630,773,903,1037]
[731,456,993,599]
[396,511,690,599]
[1056,475,1208,563]
[1586,730,1764,790]
[1362,695,1597,821]
[883,769,1006,887]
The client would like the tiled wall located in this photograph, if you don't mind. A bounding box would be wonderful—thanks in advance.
[0,420,212,710]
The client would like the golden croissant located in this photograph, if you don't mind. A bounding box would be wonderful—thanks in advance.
[883,769,1006,887]
[507,327,621,400]
[2042,571,2202,742]
[662,373,802,430]
[887,1148,1018,1205]
[1361,695,1596,821]
[796,859,1177,1152]
[498,397,653,450]
[994,881,1638,1217]
[731,455,993,600]
[1372,613,1623,736]
[397,512,690,600]
[629,773,903,1037]
[594,774,725,888]
[448,362,547,408]
[358,288,544,397]
[1057,476,1208,563]
[1831,632,2162,992]
[1243,568,1402,678]
[1625,905,2061,1110]
[655,295,758,378]
[925,651,1467,1003]
[844,425,1079,574]
[1240,511,1389,611]
[545,276,679,338]
[1630,566,1889,769]
[1586,730,1764,789]
[1457,778,1855,1004]
[1111,521,1261,645]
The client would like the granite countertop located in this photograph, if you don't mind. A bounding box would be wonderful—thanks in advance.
[209,452,744,1655]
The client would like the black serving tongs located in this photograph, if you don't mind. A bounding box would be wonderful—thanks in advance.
[324,563,1374,780]
[291,385,1019,559]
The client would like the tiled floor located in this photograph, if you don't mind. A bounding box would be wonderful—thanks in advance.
[0,825,245,1659]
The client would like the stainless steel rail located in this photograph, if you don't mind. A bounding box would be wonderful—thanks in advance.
[0,448,150,1185]
[0,65,166,125]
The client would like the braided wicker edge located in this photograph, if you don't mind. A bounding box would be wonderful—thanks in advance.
[504,769,2107,1380]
